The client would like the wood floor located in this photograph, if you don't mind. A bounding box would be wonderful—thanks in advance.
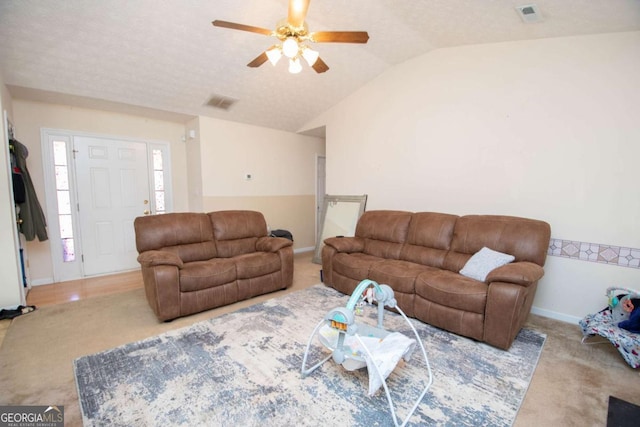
[24,251,319,308]
[25,270,144,308]
[0,252,320,348]
[0,270,144,347]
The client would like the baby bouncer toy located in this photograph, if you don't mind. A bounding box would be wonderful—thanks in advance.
[579,286,640,368]
[301,279,433,427]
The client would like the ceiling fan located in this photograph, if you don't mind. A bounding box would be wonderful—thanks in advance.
[212,0,369,74]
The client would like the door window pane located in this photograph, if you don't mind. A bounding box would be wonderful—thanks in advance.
[59,214,73,239]
[55,165,69,190]
[53,140,67,165]
[155,191,165,212]
[62,238,75,263]
[153,149,163,170]
[154,171,164,190]
[57,191,71,215]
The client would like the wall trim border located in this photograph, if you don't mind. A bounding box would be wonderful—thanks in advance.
[548,237,640,269]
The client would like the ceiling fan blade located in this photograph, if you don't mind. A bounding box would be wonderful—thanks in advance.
[311,31,369,43]
[312,57,329,73]
[212,20,273,36]
[288,0,311,28]
[247,52,269,68]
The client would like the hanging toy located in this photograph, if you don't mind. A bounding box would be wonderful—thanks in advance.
[355,300,365,316]
[609,294,619,309]
[607,287,639,323]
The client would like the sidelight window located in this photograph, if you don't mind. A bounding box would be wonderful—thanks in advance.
[152,149,165,214]
[53,140,75,262]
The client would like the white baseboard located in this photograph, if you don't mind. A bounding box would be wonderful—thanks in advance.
[530,306,581,325]
[294,246,315,254]
[29,277,54,286]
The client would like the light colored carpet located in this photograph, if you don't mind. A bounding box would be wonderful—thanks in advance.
[1,256,639,426]
[73,284,544,426]
[0,285,302,426]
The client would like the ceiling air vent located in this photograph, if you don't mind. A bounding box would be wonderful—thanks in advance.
[516,4,542,23]
[204,94,237,111]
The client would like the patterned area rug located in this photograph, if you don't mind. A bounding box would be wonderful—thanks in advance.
[74,284,545,426]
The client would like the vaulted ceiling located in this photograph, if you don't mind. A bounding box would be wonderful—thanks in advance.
[1,0,638,136]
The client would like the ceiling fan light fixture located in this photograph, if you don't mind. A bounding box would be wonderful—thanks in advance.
[282,37,299,58]
[266,46,282,66]
[212,0,369,75]
[288,57,302,74]
[301,46,319,66]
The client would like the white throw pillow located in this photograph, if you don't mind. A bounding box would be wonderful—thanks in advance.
[459,247,515,282]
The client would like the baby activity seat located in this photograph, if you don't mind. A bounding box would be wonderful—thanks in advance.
[579,286,640,368]
[301,279,433,427]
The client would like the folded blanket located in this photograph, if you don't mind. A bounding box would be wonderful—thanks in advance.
[359,332,416,396]
[319,324,416,395]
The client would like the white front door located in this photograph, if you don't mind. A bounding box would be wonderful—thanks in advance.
[74,137,150,276]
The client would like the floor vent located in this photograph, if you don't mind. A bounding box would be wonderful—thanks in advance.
[204,94,237,110]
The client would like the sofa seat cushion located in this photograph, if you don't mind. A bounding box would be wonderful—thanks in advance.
[413,297,484,342]
[235,252,281,279]
[179,259,237,292]
[369,260,437,294]
[415,270,488,314]
[332,252,386,280]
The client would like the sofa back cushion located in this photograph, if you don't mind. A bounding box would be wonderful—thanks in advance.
[401,212,458,268]
[134,213,217,262]
[355,210,412,259]
[447,215,551,269]
[209,210,268,257]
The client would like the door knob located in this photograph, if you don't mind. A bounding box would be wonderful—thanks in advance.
[143,210,150,215]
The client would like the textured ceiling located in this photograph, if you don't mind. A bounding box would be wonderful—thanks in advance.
[0,0,639,135]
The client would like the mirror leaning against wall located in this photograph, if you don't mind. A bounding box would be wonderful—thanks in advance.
[312,195,367,264]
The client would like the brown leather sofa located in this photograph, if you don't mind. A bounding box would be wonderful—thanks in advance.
[322,210,551,349]
[134,210,293,321]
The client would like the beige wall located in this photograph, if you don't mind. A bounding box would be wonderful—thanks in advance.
[11,100,189,283]
[197,116,325,250]
[185,117,203,212]
[202,195,317,250]
[313,31,640,321]
[8,102,324,283]
[0,75,24,308]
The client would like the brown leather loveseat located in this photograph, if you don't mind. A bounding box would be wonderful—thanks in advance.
[134,210,293,321]
[322,210,551,349]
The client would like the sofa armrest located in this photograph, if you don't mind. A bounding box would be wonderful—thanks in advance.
[485,261,544,286]
[256,236,293,252]
[137,250,184,268]
[484,262,545,348]
[140,264,181,321]
[323,236,365,253]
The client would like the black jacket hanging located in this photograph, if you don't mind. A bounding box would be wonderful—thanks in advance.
[10,138,48,241]
[12,166,26,204]
[9,142,26,203]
